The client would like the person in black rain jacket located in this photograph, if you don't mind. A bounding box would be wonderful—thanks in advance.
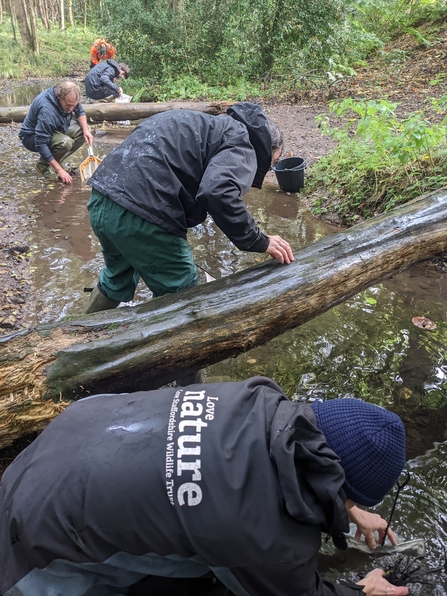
[84,103,294,315]
[85,60,130,101]
[0,377,408,596]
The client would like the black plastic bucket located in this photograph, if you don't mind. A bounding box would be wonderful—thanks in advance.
[272,156,306,192]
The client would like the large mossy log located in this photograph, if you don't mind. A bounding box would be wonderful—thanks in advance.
[1,189,447,448]
[0,101,232,124]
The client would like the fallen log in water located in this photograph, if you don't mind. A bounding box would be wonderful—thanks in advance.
[1,189,447,448]
[0,101,232,124]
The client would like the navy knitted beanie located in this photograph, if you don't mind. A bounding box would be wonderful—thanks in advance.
[310,398,406,507]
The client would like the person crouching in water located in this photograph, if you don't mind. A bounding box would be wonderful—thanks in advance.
[18,81,93,184]
[85,60,130,102]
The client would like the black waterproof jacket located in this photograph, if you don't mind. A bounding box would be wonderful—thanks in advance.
[88,103,271,253]
[85,59,121,99]
[0,377,365,596]
[18,86,85,162]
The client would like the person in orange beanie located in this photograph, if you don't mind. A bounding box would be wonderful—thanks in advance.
[90,38,116,69]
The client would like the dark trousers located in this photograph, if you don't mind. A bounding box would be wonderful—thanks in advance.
[21,119,85,175]
[87,189,198,302]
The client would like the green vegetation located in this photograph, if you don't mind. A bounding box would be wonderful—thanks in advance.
[0,19,95,79]
[350,0,447,42]
[125,75,263,103]
[102,0,348,95]
[304,97,447,223]
[100,0,446,100]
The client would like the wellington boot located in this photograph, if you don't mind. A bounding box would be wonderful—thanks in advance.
[35,161,53,179]
[175,369,204,387]
[84,285,120,314]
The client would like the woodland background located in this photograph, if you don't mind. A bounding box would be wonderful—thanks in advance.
[1,0,447,102]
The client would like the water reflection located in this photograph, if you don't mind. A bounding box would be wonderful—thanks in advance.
[208,263,447,455]
[0,80,76,107]
[320,446,447,595]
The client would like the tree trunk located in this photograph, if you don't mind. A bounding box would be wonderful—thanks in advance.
[172,0,184,13]
[37,0,49,29]
[67,0,72,27]
[8,0,18,41]
[59,0,63,29]
[26,0,39,53]
[13,0,33,48]
[48,0,56,22]
[0,100,233,123]
[1,189,447,449]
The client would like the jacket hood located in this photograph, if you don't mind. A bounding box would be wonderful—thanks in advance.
[105,59,120,75]
[227,102,271,188]
[269,400,349,548]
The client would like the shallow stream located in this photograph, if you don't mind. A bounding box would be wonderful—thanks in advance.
[1,98,447,592]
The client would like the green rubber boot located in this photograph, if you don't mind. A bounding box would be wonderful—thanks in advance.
[84,285,121,314]
[35,160,54,179]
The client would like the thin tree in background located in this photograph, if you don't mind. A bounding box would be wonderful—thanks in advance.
[67,0,73,27]
[13,0,34,48]
[59,0,65,29]
[37,0,49,29]
[7,0,18,40]
[27,0,39,52]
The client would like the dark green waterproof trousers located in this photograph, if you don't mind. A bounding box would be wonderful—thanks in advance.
[87,189,198,302]
[35,120,86,176]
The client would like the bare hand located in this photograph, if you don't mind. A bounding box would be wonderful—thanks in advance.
[357,569,408,595]
[58,169,73,184]
[346,500,396,549]
[84,130,94,146]
[265,235,294,264]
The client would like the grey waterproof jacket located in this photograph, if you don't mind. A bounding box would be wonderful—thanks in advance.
[85,59,121,99]
[18,86,85,162]
[88,103,271,253]
[0,377,365,596]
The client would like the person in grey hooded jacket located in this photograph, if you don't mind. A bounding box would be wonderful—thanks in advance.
[85,60,130,101]
[19,81,94,184]
[0,377,408,596]
[84,103,294,316]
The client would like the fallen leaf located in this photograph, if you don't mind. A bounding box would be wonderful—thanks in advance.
[407,428,420,439]
[400,387,412,400]
[412,316,436,330]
